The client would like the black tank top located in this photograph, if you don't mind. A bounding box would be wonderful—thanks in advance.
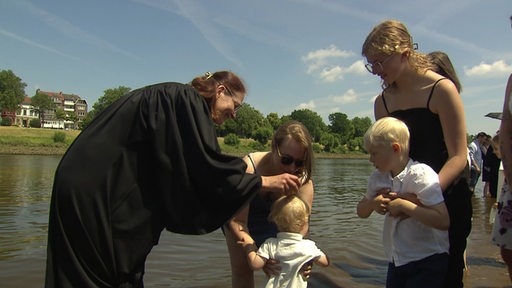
[246,154,278,246]
[382,78,448,173]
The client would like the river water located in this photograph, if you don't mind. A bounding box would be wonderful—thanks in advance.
[0,155,509,287]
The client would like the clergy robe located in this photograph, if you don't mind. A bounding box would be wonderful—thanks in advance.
[45,82,261,287]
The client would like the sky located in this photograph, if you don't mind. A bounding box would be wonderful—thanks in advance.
[1,0,511,136]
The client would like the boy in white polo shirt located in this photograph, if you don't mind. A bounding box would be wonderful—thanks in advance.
[357,117,450,288]
[238,195,329,288]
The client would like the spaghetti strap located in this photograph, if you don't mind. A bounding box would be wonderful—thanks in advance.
[247,153,257,174]
[427,78,447,110]
[381,93,390,114]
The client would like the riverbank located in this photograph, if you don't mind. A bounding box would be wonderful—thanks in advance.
[0,126,368,158]
[0,126,79,155]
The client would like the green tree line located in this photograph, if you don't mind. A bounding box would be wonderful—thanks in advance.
[80,86,373,153]
[1,68,409,154]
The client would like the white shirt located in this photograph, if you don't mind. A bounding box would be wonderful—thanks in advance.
[366,159,449,266]
[468,139,483,169]
[257,232,325,288]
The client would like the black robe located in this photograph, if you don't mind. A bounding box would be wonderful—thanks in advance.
[45,82,261,287]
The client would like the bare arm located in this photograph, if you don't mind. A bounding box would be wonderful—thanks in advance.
[226,155,256,241]
[238,233,267,270]
[298,180,314,211]
[431,80,469,190]
[314,253,330,267]
[374,94,388,120]
[501,74,512,190]
[357,193,390,218]
[298,179,314,239]
[227,205,250,241]
[245,246,267,270]
[387,198,450,230]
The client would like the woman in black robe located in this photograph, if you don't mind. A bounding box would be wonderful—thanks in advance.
[44,71,301,288]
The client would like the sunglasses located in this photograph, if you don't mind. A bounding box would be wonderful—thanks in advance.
[277,146,305,167]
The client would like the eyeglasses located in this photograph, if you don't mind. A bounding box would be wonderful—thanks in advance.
[277,146,305,167]
[365,54,394,74]
[218,83,242,113]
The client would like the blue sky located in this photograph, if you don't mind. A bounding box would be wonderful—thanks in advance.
[1,0,511,135]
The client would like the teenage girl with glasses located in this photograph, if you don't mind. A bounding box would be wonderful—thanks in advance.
[362,20,472,288]
[224,120,315,288]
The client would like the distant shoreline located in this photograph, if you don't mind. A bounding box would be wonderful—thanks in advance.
[0,126,368,158]
[0,144,368,159]
[0,145,69,156]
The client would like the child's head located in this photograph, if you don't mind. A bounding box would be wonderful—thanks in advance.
[268,195,310,234]
[364,117,410,173]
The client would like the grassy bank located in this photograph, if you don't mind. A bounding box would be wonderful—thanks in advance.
[0,126,80,155]
[0,126,368,159]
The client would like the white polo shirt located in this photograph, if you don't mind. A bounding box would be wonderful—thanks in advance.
[366,159,449,266]
[257,232,325,288]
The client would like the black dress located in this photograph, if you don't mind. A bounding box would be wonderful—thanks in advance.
[45,82,261,287]
[381,78,472,288]
[483,145,501,198]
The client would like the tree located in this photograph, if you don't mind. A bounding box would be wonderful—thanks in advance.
[252,126,273,145]
[320,132,340,152]
[31,92,54,126]
[290,109,327,142]
[92,86,131,115]
[237,104,267,138]
[266,112,281,130]
[81,86,131,129]
[55,108,66,121]
[352,116,373,138]
[29,118,40,128]
[0,69,26,111]
[328,112,354,145]
[218,103,267,139]
[66,113,79,128]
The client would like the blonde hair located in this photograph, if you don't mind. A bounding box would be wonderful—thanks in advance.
[268,195,310,234]
[362,20,434,87]
[272,120,314,183]
[364,117,410,154]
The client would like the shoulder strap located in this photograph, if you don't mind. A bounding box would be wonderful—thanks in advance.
[427,78,447,110]
[381,92,390,114]
[247,153,257,174]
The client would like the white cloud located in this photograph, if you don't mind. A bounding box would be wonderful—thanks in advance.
[301,45,368,83]
[318,61,367,82]
[331,89,358,104]
[347,60,368,75]
[297,100,316,110]
[320,66,343,82]
[464,60,512,78]
[302,45,354,74]
[302,45,353,62]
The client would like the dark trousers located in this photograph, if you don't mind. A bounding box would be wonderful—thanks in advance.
[443,179,473,288]
[386,253,449,288]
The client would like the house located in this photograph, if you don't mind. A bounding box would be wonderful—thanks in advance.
[14,96,39,127]
[34,89,88,129]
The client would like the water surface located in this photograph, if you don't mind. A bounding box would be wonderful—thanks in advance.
[0,155,509,287]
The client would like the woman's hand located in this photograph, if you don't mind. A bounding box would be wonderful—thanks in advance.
[300,260,313,280]
[262,258,281,277]
[261,173,301,196]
